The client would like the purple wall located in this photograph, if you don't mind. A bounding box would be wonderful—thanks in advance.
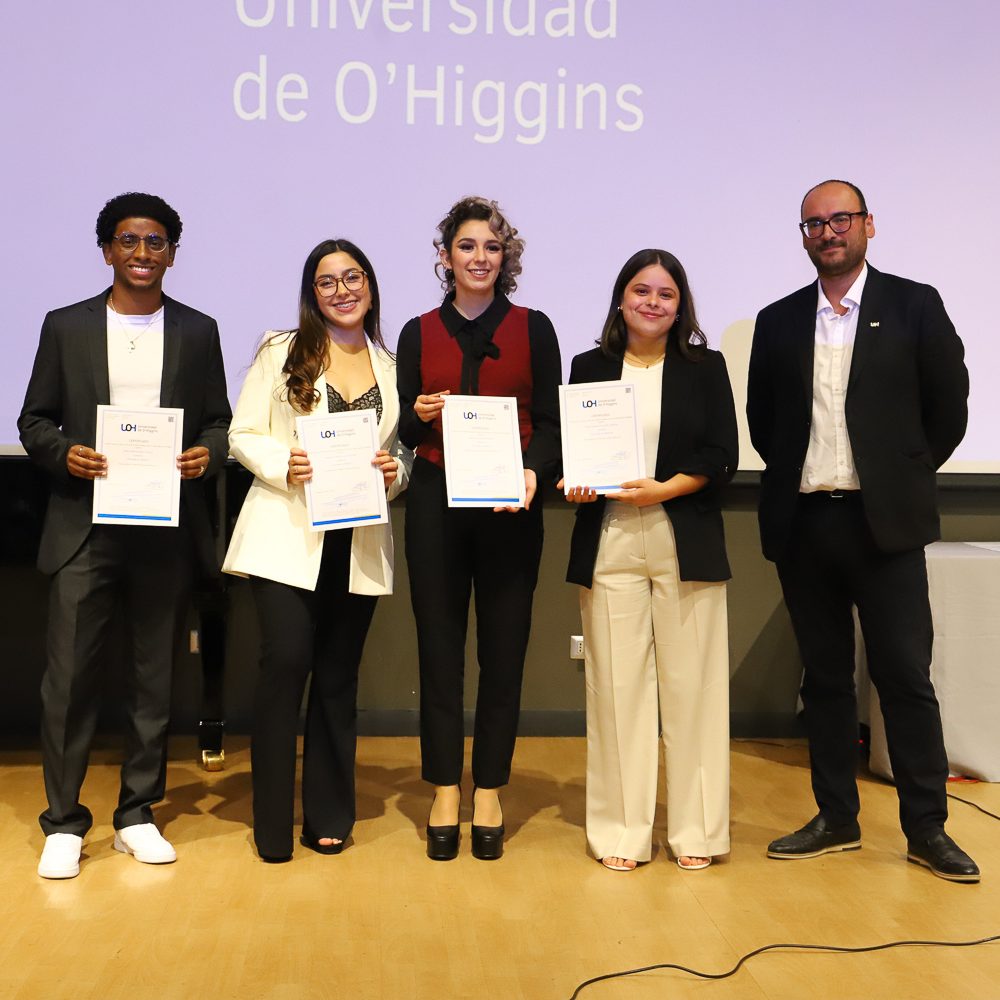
[3,1,997,468]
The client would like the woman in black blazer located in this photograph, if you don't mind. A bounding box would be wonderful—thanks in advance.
[563,249,737,872]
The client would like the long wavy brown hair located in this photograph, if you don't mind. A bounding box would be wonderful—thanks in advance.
[270,239,387,414]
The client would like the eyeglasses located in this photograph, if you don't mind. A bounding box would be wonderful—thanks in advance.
[799,212,868,239]
[314,270,367,297]
[111,232,172,254]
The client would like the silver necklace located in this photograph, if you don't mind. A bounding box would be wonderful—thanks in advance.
[108,294,159,352]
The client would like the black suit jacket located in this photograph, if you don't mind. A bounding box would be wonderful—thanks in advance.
[18,290,232,576]
[565,344,738,587]
[746,265,968,562]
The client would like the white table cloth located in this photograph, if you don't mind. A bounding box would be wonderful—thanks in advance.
[867,542,1000,782]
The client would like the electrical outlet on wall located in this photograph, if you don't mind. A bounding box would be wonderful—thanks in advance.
[570,635,585,660]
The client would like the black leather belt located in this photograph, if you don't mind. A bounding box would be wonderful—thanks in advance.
[799,489,862,501]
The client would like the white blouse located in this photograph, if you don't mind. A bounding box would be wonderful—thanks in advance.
[622,357,663,477]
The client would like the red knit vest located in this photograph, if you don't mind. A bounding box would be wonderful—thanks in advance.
[417,304,534,469]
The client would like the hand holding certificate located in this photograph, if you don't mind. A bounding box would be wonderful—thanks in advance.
[296,409,388,531]
[92,405,184,527]
[559,381,645,495]
[442,394,526,509]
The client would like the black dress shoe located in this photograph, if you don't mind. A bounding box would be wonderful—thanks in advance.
[907,831,980,883]
[767,814,861,859]
[426,823,460,861]
[300,832,346,856]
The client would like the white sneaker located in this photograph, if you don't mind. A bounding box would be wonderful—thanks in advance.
[113,824,177,864]
[38,833,83,879]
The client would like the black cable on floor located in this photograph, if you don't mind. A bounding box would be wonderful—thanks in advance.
[948,792,1000,822]
[567,933,1000,999]
[591,744,1000,1000]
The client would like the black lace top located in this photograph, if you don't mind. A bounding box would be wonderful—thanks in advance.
[326,382,382,422]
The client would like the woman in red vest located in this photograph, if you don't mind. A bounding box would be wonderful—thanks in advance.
[397,196,561,861]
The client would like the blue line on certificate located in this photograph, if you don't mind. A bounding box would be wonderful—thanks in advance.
[451,497,519,502]
[97,513,172,521]
[312,514,383,526]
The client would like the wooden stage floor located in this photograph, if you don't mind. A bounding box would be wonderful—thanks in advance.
[1,738,997,999]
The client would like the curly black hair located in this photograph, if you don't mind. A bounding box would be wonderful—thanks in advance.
[95,192,183,246]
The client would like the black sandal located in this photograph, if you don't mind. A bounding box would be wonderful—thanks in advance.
[300,832,346,856]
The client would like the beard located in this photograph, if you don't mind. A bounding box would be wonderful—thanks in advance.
[807,237,866,278]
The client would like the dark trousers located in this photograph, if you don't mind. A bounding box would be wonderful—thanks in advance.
[776,492,948,840]
[249,528,377,858]
[40,525,190,836]
[405,458,543,788]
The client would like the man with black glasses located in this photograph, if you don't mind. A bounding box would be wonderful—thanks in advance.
[19,193,230,879]
[746,179,979,882]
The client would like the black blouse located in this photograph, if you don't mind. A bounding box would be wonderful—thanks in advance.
[326,382,382,423]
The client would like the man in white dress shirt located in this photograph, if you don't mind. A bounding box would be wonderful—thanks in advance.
[746,179,978,882]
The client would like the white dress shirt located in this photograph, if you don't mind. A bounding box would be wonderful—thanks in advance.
[800,264,868,492]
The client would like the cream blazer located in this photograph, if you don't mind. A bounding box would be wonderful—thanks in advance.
[222,332,412,594]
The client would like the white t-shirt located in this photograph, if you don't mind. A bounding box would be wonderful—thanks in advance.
[106,306,164,408]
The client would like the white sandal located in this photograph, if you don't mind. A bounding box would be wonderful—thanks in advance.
[676,856,711,870]
[601,857,638,872]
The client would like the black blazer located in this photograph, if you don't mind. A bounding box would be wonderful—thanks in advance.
[746,265,968,562]
[18,290,232,576]
[565,344,738,587]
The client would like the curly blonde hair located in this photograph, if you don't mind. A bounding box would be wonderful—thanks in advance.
[433,195,525,296]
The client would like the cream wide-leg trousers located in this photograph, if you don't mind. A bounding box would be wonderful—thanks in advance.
[580,502,730,862]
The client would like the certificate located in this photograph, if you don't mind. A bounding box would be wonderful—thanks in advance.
[559,381,646,494]
[296,409,388,531]
[92,405,183,527]
[442,394,526,508]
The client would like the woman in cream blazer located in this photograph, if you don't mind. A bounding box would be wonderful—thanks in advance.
[224,238,411,862]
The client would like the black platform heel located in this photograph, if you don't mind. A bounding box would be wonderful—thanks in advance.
[426,790,461,861]
[426,823,460,861]
[471,788,505,861]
